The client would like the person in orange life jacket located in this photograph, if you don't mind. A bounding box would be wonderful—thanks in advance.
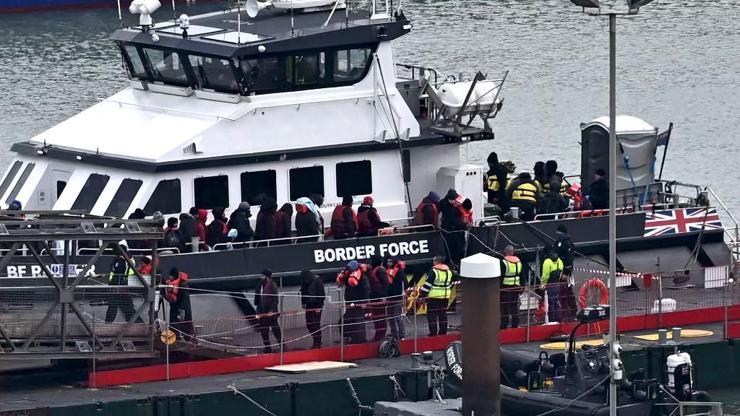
[164,267,194,341]
[384,256,407,339]
[415,191,440,227]
[331,196,358,239]
[419,256,457,336]
[500,245,523,329]
[506,172,540,221]
[295,201,320,241]
[368,255,390,341]
[461,198,474,225]
[300,269,325,349]
[206,207,229,249]
[357,196,382,237]
[438,189,467,265]
[274,203,294,242]
[137,256,158,276]
[255,268,281,353]
[336,260,371,344]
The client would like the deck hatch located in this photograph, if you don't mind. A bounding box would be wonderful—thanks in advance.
[202,31,273,44]
[156,25,224,36]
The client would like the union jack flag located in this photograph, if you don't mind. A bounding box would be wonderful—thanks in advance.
[644,208,722,237]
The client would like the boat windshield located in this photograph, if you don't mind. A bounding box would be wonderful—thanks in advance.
[188,55,241,94]
[141,48,190,86]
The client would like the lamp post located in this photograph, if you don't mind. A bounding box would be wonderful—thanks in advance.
[566,1,653,415]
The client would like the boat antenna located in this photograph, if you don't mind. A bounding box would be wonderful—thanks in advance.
[237,2,242,45]
[171,0,176,22]
[322,0,341,27]
[116,0,123,26]
[345,0,349,27]
[290,0,295,37]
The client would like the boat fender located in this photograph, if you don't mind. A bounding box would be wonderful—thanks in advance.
[578,278,609,309]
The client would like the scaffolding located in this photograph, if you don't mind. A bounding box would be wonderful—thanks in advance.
[0,212,162,360]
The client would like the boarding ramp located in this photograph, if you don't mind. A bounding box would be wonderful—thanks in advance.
[0,212,162,360]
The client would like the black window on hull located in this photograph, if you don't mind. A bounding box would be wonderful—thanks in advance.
[105,179,143,217]
[194,175,229,209]
[241,170,277,206]
[144,179,181,214]
[336,160,372,197]
[289,166,324,201]
[71,174,110,213]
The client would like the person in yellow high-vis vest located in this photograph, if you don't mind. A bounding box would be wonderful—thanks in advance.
[105,246,142,324]
[541,250,564,323]
[419,256,457,336]
[501,245,523,329]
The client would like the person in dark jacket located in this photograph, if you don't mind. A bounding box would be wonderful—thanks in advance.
[274,203,293,241]
[227,201,254,244]
[537,178,569,214]
[331,196,357,239]
[206,207,228,249]
[554,224,578,321]
[163,217,181,249]
[368,255,389,341]
[533,161,546,191]
[585,168,609,210]
[384,256,406,339]
[255,269,281,353]
[295,200,320,241]
[126,209,148,250]
[105,247,142,323]
[164,267,194,342]
[438,189,467,265]
[254,197,277,243]
[177,212,197,252]
[300,270,326,349]
[485,151,509,208]
[336,260,370,344]
[415,191,440,227]
[357,196,382,237]
[309,194,325,231]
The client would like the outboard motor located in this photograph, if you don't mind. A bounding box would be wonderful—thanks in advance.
[666,351,694,401]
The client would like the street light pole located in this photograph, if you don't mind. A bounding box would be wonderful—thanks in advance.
[608,12,618,416]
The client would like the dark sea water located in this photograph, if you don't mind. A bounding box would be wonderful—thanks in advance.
[0,0,739,209]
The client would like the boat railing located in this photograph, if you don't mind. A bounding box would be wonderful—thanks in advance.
[705,186,740,251]
[74,247,179,256]
[212,234,324,251]
[653,401,723,416]
[395,63,442,86]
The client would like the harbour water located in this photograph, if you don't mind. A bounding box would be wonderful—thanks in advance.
[1,1,739,213]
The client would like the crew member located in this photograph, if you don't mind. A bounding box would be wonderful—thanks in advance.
[485,151,509,208]
[507,172,540,221]
[336,260,370,344]
[385,256,407,340]
[357,196,382,237]
[164,267,194,342]
[541,251,564,323]
[419,256,456,336]
[438,189,467,265]
[415,191,440,227]
[255,269,281,353]
[300,269,325,349]
[331,196,357,239]
[368,255,389,341]
[501,245,522,329]
[105,246,140,324]
[555,224,578,321]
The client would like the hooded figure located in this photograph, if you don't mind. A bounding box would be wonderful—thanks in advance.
[206,207,229,248]
[485,151,510,208]
[438,189,467,264]
[274,203,294,240]
[254,197,278,242]
[357,196,382,237]
[537,178,568,215]
[533,161,546,190]
[300,269,325,349]
[415,191,441,227]
[195,209,209,250]
[254,268,281,353]
[295,199,320,241]
[586,168,609,210]
[331,196,357,239]
[177,212,197,252]
[227,202,254,243]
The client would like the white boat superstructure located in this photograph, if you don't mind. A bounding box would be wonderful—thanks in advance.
[0,1,505,227]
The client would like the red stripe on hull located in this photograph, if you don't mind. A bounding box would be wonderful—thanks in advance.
[89,305,740,387]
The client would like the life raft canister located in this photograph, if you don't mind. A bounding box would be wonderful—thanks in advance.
[578,278,609,309]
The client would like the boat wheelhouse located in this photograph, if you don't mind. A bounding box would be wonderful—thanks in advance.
[0,0,504,227]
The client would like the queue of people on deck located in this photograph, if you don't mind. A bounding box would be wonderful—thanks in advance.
[485,151,609,221]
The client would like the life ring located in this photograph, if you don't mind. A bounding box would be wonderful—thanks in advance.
[578,278,608,309]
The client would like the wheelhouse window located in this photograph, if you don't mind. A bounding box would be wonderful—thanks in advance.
[188,55,240,94]
[240,57,280,94]
[144,179,181,214]
[105,179,143,217]
[240,170,277,206]
[286,53,326,87]
[122,45,148,80]
[0,161,23,201]
[142,48,189,86]
[194,175,229,209]
[289,166,324,201]
[71,174,110,212]
[4,162,33,205]
[336,161,372,197]
[334,48,372,83]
